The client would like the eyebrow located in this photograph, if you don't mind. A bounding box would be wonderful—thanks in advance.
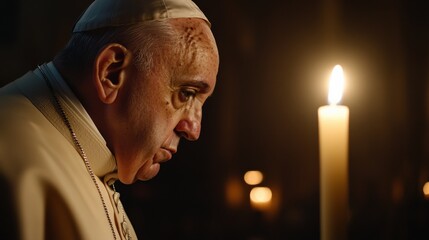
[183,80,212,94]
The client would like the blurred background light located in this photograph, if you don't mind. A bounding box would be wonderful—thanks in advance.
[244,170,264,185]
[423,182,429,198]
[250,187,272,203]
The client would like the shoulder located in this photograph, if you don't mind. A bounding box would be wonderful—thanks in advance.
[0,83,78,180]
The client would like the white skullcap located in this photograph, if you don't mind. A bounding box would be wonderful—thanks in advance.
[73,0,210,32]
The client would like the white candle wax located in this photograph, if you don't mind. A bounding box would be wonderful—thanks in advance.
[318,65,349,240]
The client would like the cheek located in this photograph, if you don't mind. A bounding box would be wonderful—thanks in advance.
[119,74,180,148]
[126,96,174,147]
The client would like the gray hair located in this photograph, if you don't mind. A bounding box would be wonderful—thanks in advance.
[55,20,177,76]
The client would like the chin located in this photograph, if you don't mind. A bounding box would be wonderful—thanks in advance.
[137,163,161,181]
[117,172,136,185]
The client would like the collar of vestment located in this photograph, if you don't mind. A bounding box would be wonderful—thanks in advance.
[16,62,118,181]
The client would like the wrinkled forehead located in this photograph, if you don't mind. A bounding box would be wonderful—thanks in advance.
[168,19,219,92]
[170,18,218,54]
[168,18,218,69]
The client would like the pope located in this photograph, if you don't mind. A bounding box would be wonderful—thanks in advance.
[0,0,219,239]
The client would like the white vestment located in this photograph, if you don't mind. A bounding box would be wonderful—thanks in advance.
[0,62,138,240]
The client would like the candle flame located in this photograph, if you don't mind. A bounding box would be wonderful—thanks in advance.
[328,65,345,105]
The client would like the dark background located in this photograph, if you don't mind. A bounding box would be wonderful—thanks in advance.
[1,0,429,239]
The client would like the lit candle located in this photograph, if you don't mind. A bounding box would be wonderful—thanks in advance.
[318,65,349,240]
[249,187,272,211]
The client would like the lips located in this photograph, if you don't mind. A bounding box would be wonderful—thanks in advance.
[157,134,179,163]
[157,147,177,162]
[165,147,177,155]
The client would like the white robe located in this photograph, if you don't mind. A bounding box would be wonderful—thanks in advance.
[0,62,138,240]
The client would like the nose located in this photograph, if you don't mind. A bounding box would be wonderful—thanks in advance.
[175,108,202,141]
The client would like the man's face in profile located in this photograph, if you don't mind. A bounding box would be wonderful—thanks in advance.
[108,18,219,184]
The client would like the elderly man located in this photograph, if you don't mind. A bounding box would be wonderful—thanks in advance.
[0,0,219,239]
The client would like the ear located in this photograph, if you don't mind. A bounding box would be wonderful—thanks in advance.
[93,43,131,104]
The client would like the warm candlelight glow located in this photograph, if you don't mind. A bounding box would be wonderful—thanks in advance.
[250,187,272,203]
[225,177,245,208]
[423,182,429,198]
[244,170,264,185]
[328,65,345,105]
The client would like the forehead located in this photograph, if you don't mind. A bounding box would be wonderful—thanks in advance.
[170,18,218,64]
[168,18,219,93]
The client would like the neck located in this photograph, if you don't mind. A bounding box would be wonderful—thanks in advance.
[53,59,96,111]
[53,59,85,90]
[52,59,111,151]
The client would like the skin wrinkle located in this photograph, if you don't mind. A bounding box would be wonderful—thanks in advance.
[105,18,218,183]
[168,21,208,103]
[176,21,207,71]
